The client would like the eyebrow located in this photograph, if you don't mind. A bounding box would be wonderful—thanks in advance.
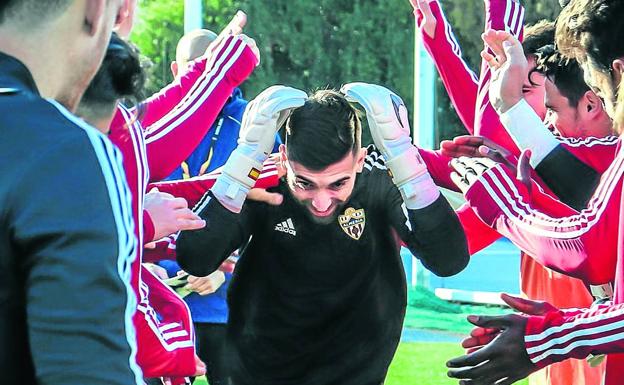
[295,175,351,185]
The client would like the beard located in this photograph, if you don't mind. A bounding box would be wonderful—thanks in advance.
[298,199,347,225]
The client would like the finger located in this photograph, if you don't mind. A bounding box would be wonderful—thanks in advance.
[481,49,499,70]
[496,375,525,385]
[467,314,513,329]
[440,141,482,158]
[144,241,156,249]
[447,359,499,380]
[148,187,159,193]
[501,293,553,315]
[462,334,497,350]
[452,135,487,146]
[450,171,469,192]
[500,32,527,68]
[446,346,493,369]
[482,30,508,64]
[176,218,206,231]
[176,208,201,220]
[457,157,484,185]
[450,157,470,175]
[470,326,501,338]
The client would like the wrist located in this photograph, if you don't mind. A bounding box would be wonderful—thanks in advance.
[496,94,523,114]
[384,146,440,209]
[211,146,267,213]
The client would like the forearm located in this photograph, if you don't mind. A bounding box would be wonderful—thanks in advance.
[525,303,624,369]
[143,36,258,181]
[148,158,280,208]
[465,163,618,285]
[417,0,478,132]
[176,191,250,276]
[405,195,469,276]
[456,203,502,255]
[535,145,600,210]
[474,0,525,154]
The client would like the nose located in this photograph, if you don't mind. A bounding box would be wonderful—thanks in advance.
[311,191,333,212]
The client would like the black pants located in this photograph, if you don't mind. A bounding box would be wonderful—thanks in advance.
[195,322,229,385]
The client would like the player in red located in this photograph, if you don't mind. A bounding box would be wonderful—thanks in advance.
[445,1,624,383]
[77,12,259,382]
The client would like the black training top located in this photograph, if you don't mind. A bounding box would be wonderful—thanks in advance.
[177,147,469,385]
[0,52,139,385]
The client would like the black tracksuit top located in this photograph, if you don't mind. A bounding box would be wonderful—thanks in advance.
[177,146,469,385]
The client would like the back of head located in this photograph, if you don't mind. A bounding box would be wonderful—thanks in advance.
[78,33,145,124]
[523,19,555,57]
[556,0,624,129]
[286,89,361,171]
[0,0,71,26]
[535,44,589,107]
[556,0,624,71]
[175,29,218,68]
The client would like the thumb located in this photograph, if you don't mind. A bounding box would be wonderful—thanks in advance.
[467,314,513,329]
[501,293,554,315]
[148,187,159,193]
[517,149,532,190]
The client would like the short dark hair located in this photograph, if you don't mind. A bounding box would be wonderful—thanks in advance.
[523,20,556,57]
[555,0,624,72]
[535,44,589,107]
[556,0,624,130]
[79,33,146,121]
[0,0,71,25]
[285,89,361,171]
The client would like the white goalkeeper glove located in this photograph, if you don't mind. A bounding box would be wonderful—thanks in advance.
[341,82,439,209]
[212,85,308,212]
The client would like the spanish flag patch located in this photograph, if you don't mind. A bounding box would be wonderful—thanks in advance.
[248,168,261,180]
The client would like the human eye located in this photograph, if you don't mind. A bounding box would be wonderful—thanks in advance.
[330,180,347,190]
[295,180,313,190]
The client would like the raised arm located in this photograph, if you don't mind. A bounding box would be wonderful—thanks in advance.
[343,82,469,276]
[177,86,307,275]
[142,35,259,181]
[474,0,525,154]
[412,0,479,132]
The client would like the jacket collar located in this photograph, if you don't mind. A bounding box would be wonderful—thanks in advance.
[0,51,39,96]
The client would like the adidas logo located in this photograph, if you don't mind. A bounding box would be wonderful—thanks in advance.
[275,218,297,236]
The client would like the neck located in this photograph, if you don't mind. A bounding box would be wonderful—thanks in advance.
[0,24,79,111]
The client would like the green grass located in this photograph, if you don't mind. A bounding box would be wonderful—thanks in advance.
[404,287,513,334]
[194,342,528,385]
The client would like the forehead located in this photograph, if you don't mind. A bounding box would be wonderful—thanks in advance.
[288,152,357,184]
[544,79,565,104]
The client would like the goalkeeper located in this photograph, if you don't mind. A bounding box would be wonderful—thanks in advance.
[177,84,469,385]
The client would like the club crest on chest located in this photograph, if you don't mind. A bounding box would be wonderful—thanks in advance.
[338,207,365,240]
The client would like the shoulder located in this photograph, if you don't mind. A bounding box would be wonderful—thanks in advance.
[361,145,391,181]
[0,97,123,192]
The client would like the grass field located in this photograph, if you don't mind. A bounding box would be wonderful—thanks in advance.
[194,342,528,385]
